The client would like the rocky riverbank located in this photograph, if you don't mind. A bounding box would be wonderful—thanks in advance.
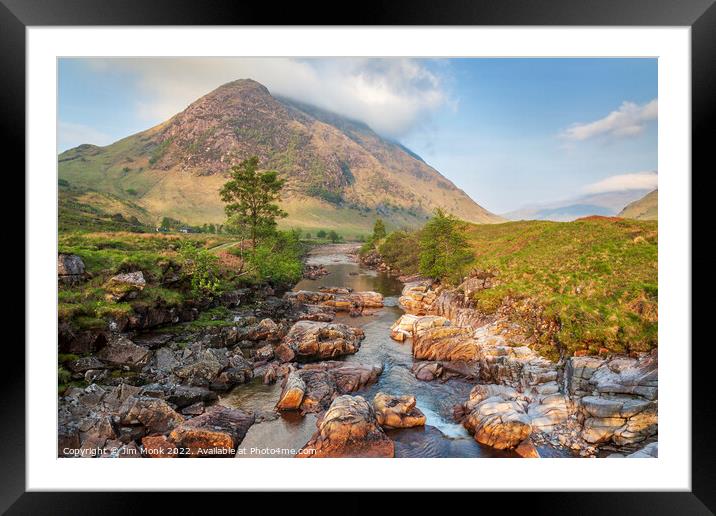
[389,275,658,457]
[58,244,657,459]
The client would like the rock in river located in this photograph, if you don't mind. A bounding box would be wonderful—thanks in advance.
[461,384,532,450]
[277,320,364,362]
[373,393,426,429]
[298,395,394,458]
[168,405,255,457]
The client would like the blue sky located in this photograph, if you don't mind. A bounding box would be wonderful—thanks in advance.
[58,57,657,213]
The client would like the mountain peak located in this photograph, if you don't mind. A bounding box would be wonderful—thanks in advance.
[59,80,502,233]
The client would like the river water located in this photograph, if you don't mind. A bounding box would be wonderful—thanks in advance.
[221,245,519,458]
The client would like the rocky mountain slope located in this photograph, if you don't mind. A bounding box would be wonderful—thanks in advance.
[618,189,658,220]
[58,79,501,235]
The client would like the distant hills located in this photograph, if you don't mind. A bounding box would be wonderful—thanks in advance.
[618,189,658,220]
[503,189,653,222]
[58,79,501,236]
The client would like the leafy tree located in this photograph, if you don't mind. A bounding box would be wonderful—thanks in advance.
[379,230,421,274]
[220,156,287,248]
[317,229,327,239]
[305,232,311,239]
[419,209,474,284]
[372,218,387,241]
[327,230,341,243]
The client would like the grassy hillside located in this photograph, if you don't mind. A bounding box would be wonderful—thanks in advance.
[618,189,658,220]
[378,216,658,359]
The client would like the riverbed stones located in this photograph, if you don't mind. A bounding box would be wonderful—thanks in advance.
[275,361,382,413]
[285,289,384,312]
[279,320,364,361]
[299,395,394,458]
[373,393,426,429]
[104,271,146,301]
[168,406,254,457]
[515,437,541,458]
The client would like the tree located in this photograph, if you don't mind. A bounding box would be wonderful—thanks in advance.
[328,230,340,243]
[317,229,327,239]
[220,156,287,248]
[372,218,387,241]
[305,232,312,239]
[419,209,474,284]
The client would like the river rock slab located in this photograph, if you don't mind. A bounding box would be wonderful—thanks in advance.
[373,393,426,429]
[96,336,151,370]
[279,320,364,362]
[168,406,255,457]
[298,395,394,458]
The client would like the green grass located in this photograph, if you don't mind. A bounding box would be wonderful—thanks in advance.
[381,216,657,359]
[465,217,657,358]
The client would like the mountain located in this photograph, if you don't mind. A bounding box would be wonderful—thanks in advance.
[503,189,652,222]
[618,189,658,220]
[58,79,501,236]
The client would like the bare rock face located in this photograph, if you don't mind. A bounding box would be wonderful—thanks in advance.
[168,406,255,457]
[104,271,146,301]
[373,393,426,429]
[58,254,86,285]
[279,320,364,362]
[298,395,394,458]
[626,441,658,458]
[276,361,382,413]
[461,384,532,450]
[567,351,658,446]
[96,336,152,370]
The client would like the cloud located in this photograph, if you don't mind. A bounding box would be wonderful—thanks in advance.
[561,99,657,141]
[82,57,450,138]
[57,121,113,152]
[582,171,657,194]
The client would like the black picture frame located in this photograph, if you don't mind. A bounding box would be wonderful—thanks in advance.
[4,0,710,512]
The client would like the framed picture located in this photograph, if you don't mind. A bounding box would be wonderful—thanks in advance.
[6,0,710,511]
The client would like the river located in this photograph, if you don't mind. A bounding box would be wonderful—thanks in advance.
[221,244,520,458]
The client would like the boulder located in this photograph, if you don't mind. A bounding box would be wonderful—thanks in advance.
[247,318,281,341]
[515,438,541,458]
[58,254,86,284]
[173,357,222,387]
[276,371,306,411]
[280,321,364,361]
[298,395,394,458]
[168,406,255,457]
[104,271,146,301]
[389,314,418,342]
[255,344,274,361]
[373,393,426,429]
[96,337,151,370]
[119,396,184,435]
[461,384,532,450]
[412,361,443,382]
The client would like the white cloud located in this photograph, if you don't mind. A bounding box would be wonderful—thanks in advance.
[561,99,657,141]
[582,171,658,194]
[57,121,113,152]
[83,57,450,138]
